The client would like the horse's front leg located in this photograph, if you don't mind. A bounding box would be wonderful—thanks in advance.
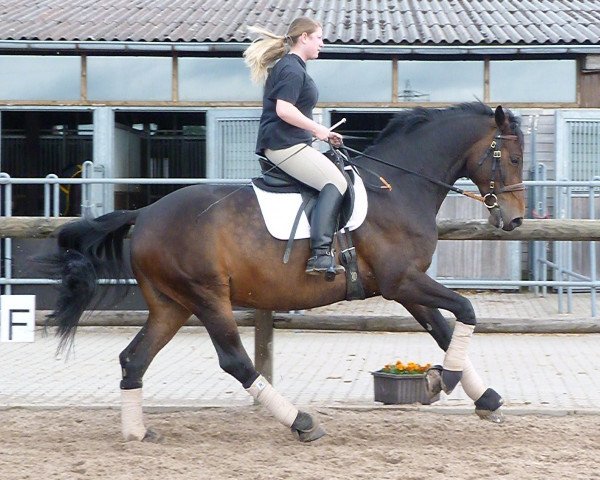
[403,303,504,422]
[382,271,479,396]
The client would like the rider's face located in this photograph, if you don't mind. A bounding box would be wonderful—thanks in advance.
[303,28,324,60]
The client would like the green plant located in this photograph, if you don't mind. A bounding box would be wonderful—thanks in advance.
[380,360,431,375]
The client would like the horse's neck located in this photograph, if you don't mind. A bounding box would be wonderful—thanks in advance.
[369,118,490,213]
[412,120,485,177]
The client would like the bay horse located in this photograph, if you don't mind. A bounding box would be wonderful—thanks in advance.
[46,102,525,442]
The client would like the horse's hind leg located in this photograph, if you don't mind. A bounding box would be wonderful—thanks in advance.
[403,303,504,423]
[193,297,325,442]
[119,295,191,441]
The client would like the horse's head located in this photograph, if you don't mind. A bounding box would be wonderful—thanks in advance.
[466,105,525,231]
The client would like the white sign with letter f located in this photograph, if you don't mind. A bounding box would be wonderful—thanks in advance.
[1,295,36,342]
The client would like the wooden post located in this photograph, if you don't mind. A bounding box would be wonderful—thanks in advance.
[254,309,273,385]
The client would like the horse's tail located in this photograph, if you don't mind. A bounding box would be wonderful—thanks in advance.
[43,210,140,352]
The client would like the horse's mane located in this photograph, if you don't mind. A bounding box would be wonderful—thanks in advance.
[373,102,521,145]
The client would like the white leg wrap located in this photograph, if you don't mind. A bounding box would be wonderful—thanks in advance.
[461,358,487,401]
[443,322,475,372]
[121,388,146,441]
[246,375,299,428]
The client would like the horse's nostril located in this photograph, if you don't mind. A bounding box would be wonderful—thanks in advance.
[511,217,523,229]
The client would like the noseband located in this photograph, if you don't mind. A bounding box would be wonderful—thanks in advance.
[477,131,526,211]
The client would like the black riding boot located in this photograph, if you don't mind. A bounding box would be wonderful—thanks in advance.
[305,184,345,277]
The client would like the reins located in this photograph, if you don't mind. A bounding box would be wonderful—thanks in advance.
[342,130,525,210]
[341,144,484,202]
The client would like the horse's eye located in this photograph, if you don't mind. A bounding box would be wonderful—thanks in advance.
[510,155,521,166]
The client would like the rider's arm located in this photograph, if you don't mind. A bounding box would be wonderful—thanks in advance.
[276,99,341,143]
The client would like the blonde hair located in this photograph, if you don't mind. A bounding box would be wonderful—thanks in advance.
[243,17,321,85]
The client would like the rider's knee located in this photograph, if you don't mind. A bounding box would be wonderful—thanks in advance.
[330,178,347,195]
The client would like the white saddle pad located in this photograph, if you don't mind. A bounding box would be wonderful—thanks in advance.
[252,169,368,241]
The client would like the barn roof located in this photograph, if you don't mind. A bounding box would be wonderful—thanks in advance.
[0,0,598,46]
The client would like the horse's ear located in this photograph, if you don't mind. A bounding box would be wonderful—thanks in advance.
[494,105,507,129]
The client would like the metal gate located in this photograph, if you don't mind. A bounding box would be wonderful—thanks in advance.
[143,130,206,205]
[554,111,600,288]
[1,130,93,215]
[206,109,262,179]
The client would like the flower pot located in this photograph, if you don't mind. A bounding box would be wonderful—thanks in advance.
[372,371,439,405]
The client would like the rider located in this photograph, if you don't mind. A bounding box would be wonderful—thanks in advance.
[244,16,347,277]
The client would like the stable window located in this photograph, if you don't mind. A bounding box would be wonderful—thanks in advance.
[0,56,80,101]
[396,61,483,102]
[179,58,262,101]
[490,60,576,103]
[308,60,392,102]
[87,57,171,101]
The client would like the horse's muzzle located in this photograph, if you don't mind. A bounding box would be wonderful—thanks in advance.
[505,217,523,231]
[488,208,523,231]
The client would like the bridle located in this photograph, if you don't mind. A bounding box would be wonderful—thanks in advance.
[475,131,526,211]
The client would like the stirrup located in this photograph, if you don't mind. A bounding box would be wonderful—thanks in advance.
[305,252,345,277]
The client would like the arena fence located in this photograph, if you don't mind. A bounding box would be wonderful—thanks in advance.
[1,173,599,383]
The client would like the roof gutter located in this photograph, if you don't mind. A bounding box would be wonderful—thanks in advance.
[0,40,599,55]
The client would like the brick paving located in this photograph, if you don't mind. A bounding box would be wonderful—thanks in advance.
[1,292,599,414]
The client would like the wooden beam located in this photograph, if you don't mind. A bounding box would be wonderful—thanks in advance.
[2,217,600,241]
[0,217,76,238]
[0,98,581,108]
[391,56,398,103]
[437,219,600,241]
[37,309,600,334]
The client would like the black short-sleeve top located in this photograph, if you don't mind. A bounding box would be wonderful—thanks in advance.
[255,53,318,155]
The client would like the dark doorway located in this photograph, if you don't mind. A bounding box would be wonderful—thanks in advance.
[1,110,93,216]
[113,111,206,209]
[330,111,396,152]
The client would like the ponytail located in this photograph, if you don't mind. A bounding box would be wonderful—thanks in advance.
[244,17,321,86]
[243,26,288,85]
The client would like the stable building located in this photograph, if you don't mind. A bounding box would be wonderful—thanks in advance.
[0,0,599,299]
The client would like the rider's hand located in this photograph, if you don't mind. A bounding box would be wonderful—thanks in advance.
[313,125,343,147]
[328,132,343,148]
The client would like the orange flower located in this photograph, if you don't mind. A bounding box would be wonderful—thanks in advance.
[380,360,432,375]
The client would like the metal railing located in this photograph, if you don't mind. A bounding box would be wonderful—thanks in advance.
[0,167,598,316]
[526,165,599,316]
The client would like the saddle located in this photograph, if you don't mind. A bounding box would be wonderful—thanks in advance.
[252,149,366,301]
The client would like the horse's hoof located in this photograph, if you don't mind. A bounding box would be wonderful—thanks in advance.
[425,365,443,399]
[291,421,326,442]
[474,388,505,424]
[476,407,505,424]
[142,427,163,443]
